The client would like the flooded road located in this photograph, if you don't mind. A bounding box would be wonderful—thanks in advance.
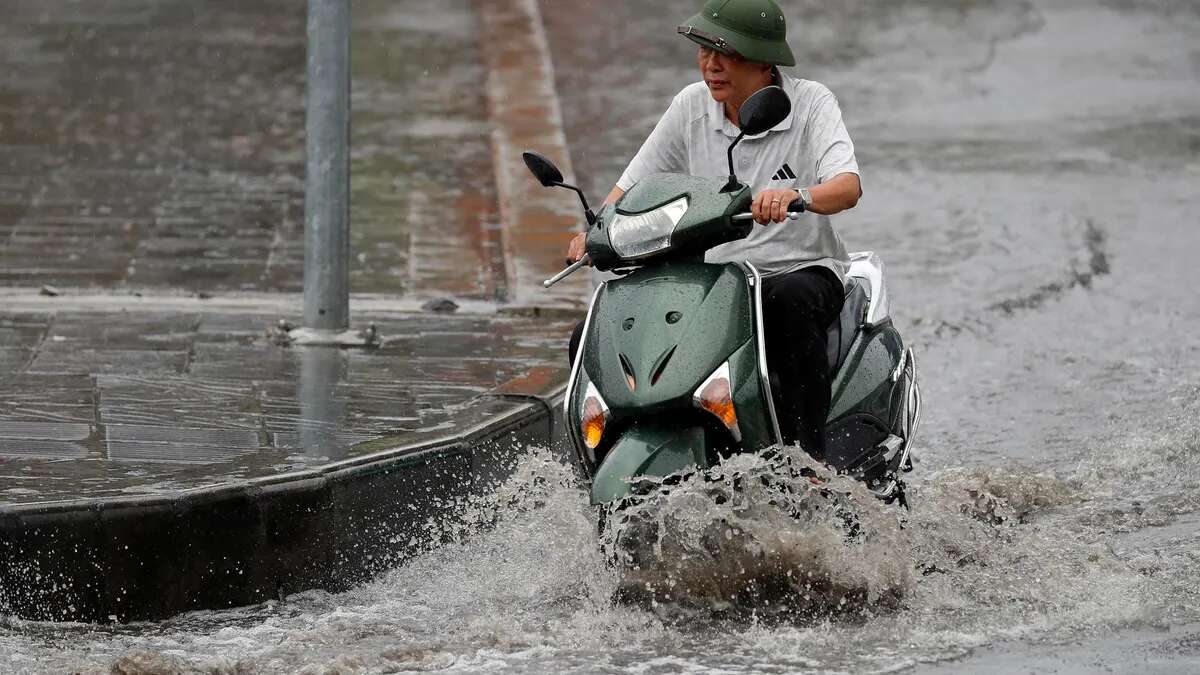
[4,0,1200,672]
[2,437,1197,673]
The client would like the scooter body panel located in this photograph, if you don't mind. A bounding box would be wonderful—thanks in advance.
[824,322,907,473]
[590,425,708,504]
[829,322,904,422]
[568,262,780,499]
[581,261,751,414]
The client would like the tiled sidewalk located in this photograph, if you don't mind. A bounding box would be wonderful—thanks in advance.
[0,306,574,505]
[0,0,584,508]
[0,0,507,299]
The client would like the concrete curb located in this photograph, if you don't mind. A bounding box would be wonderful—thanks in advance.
[0,1,586,623]
[0,388,566,622]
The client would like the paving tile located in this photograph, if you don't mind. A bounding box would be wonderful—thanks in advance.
[0,438,90,460]
[0,325,46,346]
[272,430,379,456]
[0,255,130,284]
[195,314,291,343]
[45,312,198,351]
[98,409,264,431]
[106,441,254,465]
[0,349,32,376]
[0,374,96,405]
[28,347,189,376]
[103,424,266,465]
[0,315,50,327]
[0,421,91,441]
[106,424,261,448]
[96,375,272,430]
[189,344,304,381]
[0,405,97,425]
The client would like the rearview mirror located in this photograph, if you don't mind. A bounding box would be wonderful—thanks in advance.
[738,86,792,136]
[520,150,597,225]
[522,151,564,187]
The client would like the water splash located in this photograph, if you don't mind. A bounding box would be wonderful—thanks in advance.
[599,446,912,621]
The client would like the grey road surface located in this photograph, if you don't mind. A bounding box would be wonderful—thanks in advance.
[3,0,1200,673]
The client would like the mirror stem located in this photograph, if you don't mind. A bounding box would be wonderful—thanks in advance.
[556,182,597,225]
[722,132,746,193]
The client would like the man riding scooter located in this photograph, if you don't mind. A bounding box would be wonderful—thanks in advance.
[567,0,863,462]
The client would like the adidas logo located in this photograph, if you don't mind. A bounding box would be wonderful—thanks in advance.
[771,163,797,181]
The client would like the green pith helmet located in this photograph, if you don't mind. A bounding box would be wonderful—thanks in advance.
[677,0,795,67]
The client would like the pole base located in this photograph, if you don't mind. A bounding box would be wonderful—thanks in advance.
[273,321,380,348]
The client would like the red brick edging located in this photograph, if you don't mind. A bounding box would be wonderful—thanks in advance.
[478,0,591,309]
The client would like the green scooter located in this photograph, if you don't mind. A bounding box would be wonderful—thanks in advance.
[526,86,920,508]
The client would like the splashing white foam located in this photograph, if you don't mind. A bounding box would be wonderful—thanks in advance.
[599,446,913,620]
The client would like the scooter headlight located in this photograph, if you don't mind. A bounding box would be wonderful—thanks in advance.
[580,380,610,451]
[608,197,689,259]
[693,361,741,442]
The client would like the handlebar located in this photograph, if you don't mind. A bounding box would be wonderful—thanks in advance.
[732,211,803,222]
[543,255,590,288]
[542,197,807,289]
[732,196,807,222]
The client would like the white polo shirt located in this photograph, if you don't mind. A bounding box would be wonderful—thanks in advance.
[616,72,859,279]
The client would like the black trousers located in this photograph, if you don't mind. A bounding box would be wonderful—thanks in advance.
[760,266,845,460]
[567,265,844,460]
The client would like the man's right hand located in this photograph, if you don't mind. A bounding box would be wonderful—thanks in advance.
[566,185,625,264]
[567,232,588,264]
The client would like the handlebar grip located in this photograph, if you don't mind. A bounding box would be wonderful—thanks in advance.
[731,211,803,222]
[787,197,807,213]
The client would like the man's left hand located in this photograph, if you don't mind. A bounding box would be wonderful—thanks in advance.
[752,188,800,225]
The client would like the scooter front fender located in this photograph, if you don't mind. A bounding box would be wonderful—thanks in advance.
[590,426,709,505]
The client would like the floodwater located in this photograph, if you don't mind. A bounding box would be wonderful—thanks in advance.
[1,435,1198,673]
[4,0,1200,673]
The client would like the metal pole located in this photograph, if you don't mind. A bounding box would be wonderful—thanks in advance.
[304,0,351,332]
[299,346,347,460]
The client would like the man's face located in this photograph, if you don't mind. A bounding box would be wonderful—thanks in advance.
[697,46,771,106]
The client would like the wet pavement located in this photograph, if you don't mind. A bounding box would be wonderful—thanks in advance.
[0,307,573,504]
[3,0,1200,672]
[0,0,510,299]
[0,0,580,507]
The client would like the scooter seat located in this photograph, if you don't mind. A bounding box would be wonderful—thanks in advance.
[827,278,869,372]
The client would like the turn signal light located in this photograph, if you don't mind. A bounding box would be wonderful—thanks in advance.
[580,381,609,450]
[693,362,741,441]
